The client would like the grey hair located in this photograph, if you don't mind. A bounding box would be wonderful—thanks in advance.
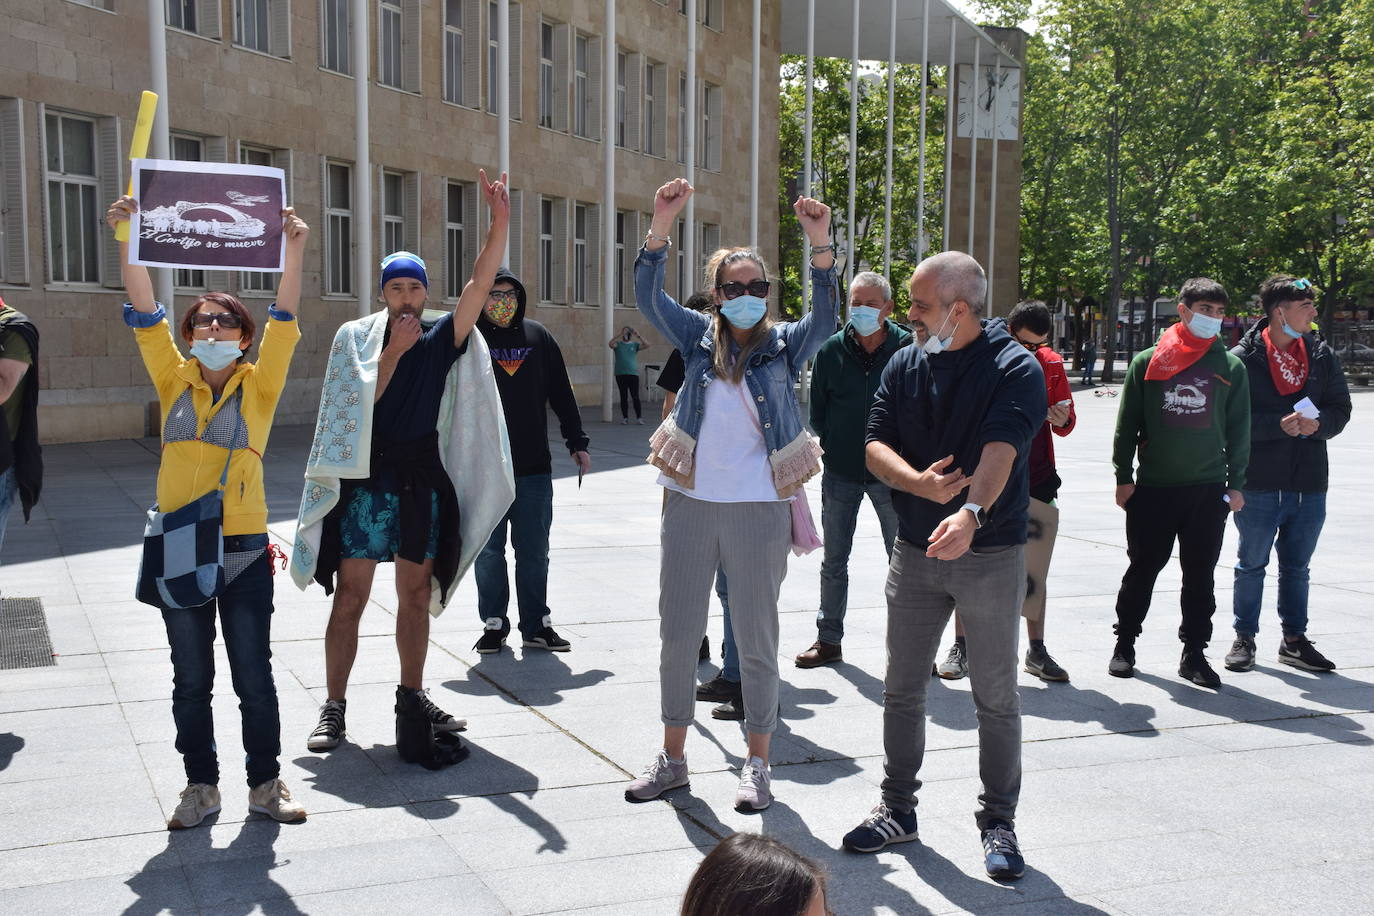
[849,270,892,301]
[912,251,987,314]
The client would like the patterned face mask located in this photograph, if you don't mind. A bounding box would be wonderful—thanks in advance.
[484,298,518,326]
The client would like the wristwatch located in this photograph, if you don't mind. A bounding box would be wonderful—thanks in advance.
[962,502,988,528]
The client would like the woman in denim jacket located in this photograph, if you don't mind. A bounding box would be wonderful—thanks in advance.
[625,178,838,812]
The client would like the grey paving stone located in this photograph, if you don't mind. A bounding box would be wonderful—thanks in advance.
[0,831,180,891]
[200,874,510,916]
[0,868,197,915]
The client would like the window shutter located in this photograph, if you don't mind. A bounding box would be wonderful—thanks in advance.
[587,37,602,141]
[0,99,29,285]
[269,0,291,57]
[708,87,722,171]
[551,198,567,303]
[585,204,600,305]
[462,0,481,108]
[652,65,667,157]
[462,180,478,281]
[551,23,569,132]
[97,115,123,287]
[403,0,422,92]
[507,188,522,277]
[508,3,522,121]
[204,135,228,163]
[620,211,638,307]
[704,223,720,260]
[197,0,222,39]
[624,52,641,151]
[405,172,421,256]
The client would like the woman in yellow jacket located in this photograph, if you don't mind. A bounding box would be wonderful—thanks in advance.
[107,196,308,830]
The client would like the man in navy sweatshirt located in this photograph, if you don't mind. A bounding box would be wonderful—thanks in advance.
[473,268,591,654]
[840,251,1045,882]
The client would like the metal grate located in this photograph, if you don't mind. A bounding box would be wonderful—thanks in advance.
[0,597,57,669]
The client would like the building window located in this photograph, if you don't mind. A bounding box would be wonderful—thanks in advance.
[482,2,523,118]
[443,0,464,104]
[615,210,639,307]
[171,135,207,289]
[677,72,687,163]
[678,0,722,27]
[539,196,566,303]
[44,112,101,285]
[167,0,197,32]
[573,34,590,138]
[239,144,278,293]
[486,2,498,113]
[379,1,403,88]
[702,82,721,171]
[616,51,628,148]
[324,160,352,295]
[445,180,476,300]
[235,0,287,57]
[674,217,686,299]
[320,0,351,74]
[538,22,555,128]
[643,60,665,156]
[382,170,406,255]
[0,98,29,285]
[540,197,554,302]
[573,203,587,304]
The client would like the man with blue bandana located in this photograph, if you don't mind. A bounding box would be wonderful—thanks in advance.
[794,271,910,669]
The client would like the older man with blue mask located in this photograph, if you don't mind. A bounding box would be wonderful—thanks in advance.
[795,271,911,668]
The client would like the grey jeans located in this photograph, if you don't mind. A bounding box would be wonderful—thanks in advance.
[880,537,1026,829]
[659,491,791,734]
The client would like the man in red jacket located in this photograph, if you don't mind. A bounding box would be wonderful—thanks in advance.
[934,301,1077,682]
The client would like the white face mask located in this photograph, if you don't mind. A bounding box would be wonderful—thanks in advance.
[190,338,241,370]
[1187,310,1222,340]
[921,307,957,355]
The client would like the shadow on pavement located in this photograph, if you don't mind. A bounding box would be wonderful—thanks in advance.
[0,732,24,771]
[1136,671,1367,741]
[445,650,613,707]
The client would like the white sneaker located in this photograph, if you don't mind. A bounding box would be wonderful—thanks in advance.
[735,756,772,811]
[168,783,221,830]
[249,778,307,823]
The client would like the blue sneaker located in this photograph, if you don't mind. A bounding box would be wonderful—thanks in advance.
[981,821,1025,879]
[841,804,919,853]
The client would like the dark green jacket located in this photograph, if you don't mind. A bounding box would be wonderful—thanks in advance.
[1112,332,1250,489]
[809,319,912,482]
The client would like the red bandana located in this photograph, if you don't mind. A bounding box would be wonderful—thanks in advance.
[1263,326,1308,396]
[1145,321,1214,381]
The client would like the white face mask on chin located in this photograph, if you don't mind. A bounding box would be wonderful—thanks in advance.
[921,307,957,355]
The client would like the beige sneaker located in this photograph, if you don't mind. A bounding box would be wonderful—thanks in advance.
[168,783,221,830]
[248,778,307,823]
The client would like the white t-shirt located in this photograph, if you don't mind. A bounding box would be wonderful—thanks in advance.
[660,375,780,502]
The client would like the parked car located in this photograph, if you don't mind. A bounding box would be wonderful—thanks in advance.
[1335,343,1374,365]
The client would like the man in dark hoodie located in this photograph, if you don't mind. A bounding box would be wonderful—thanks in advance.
[0,295,41,578]
[794,271,910,668]
[473,268,590,654]
[841,251,1044,882]
[1224,275,1350,673]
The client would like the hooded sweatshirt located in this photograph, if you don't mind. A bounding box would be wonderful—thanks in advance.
[476,268,589,477]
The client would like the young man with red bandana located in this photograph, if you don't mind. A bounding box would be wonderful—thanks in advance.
[1224,276,1351,673]
[1109,278,1250,688]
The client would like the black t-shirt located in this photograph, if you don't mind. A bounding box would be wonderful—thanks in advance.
[657,349,686,395]
[374,311,469,445]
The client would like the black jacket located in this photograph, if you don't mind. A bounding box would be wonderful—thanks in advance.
[867,318,1046,549]
[0,307,42,521]
[476,269,589,477]
[1232,318,1351,493]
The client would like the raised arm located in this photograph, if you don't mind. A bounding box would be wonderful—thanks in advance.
[452,168,511,347]
[782,196,839,364]
[106,196,156,313]
[634,179,711,351]
[272,207,310,318]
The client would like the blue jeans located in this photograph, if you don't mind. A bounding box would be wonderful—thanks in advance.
[162,549,281,788]
[817,471,899,644]
[0,466,15,562]
[476,473,554,639]
[1082,358,1097,385]
[1233,490,1327,638]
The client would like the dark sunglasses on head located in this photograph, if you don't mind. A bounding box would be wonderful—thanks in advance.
[717,279,771,300]
[190,311,242,329]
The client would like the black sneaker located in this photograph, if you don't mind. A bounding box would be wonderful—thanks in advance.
[711,696,744,721]
[402,686,467,732]
[842,804,919,853]
[1108,641,1135,678]
[523,626,571,652]
[1224,635,1256,671]
[1278,636,1336,672]
[474,617,508,654]
[699,636,710,661]
[695,673,742,703]
[981,821,1025,880]
[1179,648,1221,689]
[306,699,346,752]
[1024,645,1069,682]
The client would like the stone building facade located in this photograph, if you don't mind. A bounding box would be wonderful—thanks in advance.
[0,0,781,442]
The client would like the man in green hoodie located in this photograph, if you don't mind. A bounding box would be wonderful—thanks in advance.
[795,271,912,668]
[1109,277,1250,688]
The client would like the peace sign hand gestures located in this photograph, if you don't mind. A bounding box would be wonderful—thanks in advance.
[480,168,511,222]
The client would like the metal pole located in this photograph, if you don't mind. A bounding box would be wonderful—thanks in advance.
[916,0,929,260]
[942,22,954,253]
[967,39,979,254]
[988,58,1000,310]
[846,0,859,291]
[750,0,761,248]
[498,0,510,185]
[353,0,371,316]
[883,0,895,283]
[685,0,697,288]
[601,0,615,422]
[146,0,174,312]
[802,0,814,317]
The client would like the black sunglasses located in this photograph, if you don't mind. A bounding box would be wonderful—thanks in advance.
[190,311,243,329]
[1018,338,1049,351]
[717,279,771,300]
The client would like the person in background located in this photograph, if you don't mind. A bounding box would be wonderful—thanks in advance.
[0,295,41,578]
[680,832,829,916]
[1081,336,1098,386]
[609,325,649,425]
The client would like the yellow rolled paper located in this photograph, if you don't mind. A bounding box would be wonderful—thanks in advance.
[114,91,159,243]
